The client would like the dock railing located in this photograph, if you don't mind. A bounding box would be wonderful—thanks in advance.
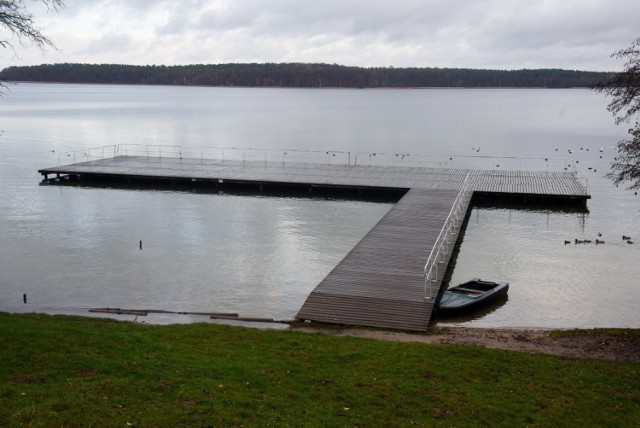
[117,144,352,166]
[56,144,352,167]
[573,165,589,195]
[423,173,473,301]
[57,144,120,166]
[353,151,578,171]
[56,144,582,175]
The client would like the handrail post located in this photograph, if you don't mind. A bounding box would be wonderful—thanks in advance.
[424,172,472,301]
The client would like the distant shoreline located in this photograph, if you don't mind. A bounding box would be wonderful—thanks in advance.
[5,80,595,90]
[0,62,613,89]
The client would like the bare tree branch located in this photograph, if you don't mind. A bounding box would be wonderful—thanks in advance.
[0,0,64,52]
[605,124,640,189]
[592,38,640,124]
[592,37,640,189]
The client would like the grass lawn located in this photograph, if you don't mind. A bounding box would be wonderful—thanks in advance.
[1,313,638,426]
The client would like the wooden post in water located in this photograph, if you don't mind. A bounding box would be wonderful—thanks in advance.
[139,240,142,250]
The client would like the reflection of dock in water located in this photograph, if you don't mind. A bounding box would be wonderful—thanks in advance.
[39,155,589,331]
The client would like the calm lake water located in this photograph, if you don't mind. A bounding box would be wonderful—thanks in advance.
[1,83,638,328]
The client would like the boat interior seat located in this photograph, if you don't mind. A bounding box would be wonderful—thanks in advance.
[451,287,484,295]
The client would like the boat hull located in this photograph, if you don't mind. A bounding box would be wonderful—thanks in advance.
[436,279,509,313]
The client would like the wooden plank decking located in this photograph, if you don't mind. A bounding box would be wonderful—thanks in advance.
[39,155,589,198]
[296,188,468,331]
[39,156,589,331]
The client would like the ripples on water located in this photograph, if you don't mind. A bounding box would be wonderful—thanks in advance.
[442,198,640,328]
[1,83,639,327]
[1,184,392,319]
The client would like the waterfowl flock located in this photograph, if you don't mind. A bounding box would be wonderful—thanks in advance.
[566,235,634,245]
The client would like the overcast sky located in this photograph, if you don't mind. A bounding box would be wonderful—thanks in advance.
[1,0,639,71]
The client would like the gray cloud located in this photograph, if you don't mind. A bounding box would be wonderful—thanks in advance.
[2,0,639,70]
[80,33,133,55]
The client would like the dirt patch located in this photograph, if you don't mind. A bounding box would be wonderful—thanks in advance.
[75,369,98,377]
[293,326,640,362]
[179,399,198,407]
[11,373,45,383]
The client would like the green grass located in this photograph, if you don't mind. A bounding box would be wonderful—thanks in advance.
[1,313,638,426]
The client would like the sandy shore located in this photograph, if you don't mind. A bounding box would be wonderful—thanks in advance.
[293,325,640,362]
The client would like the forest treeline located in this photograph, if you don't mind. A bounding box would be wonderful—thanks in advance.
[0,63,612,88]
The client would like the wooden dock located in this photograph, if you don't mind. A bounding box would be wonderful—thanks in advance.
[39,155,589,198]
[296,188,469,330]
[39,156,589,331]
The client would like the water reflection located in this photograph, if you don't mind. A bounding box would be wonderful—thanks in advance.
[40,176,405,203]
[3,180,393,319]
[471,198,589,214]
[440,196,639,328]
[433,295,509,323]
[3,84,640,328]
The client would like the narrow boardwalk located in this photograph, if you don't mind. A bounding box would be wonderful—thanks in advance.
[296,188,469,331]
[39,156,589,331]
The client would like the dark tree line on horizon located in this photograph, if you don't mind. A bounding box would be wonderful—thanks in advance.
[0,63,613,88]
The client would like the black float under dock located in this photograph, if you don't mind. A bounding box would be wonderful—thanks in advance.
[39,156,589,331]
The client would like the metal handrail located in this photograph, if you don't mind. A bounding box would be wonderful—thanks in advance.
[573,165,589,195]
[113,144,352,166]
[57,144,120,166]
[56,144,579,174]
[353,151,575,170]
[55,144,354,167]
[423,173,473,300]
